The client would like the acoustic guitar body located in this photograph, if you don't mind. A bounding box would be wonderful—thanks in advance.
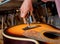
[2,23,60,44]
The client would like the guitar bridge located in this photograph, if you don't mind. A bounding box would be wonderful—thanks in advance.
[23,25,40,30]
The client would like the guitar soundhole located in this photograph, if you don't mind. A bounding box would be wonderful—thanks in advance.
[43,32,60,39]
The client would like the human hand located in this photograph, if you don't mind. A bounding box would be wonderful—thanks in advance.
[20,0,33,18]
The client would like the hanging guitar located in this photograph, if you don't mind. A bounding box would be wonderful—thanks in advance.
[0,0,10,5]
[2,23,60,44]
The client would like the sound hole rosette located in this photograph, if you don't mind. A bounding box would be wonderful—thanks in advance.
[2,29,39,44]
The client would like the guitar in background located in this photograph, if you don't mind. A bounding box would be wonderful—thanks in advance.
[0,0,10,5]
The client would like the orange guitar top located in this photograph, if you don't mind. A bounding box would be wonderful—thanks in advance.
[7,24,40,36]
[7,23,60,36]
[6,23,60,44]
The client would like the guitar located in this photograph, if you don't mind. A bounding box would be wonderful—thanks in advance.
[0,0,10,5]
[2,23,60,44]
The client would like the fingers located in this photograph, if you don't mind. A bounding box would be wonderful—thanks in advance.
[20,0,33,18]
[23,18,27,24]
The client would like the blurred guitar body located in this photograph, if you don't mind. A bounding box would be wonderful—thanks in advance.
[2,23,60,44]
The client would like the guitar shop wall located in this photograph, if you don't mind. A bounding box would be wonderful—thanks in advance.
[0,8,24,29]
[0,0,60,29]
[33,1,60,29]
[45,1,60,28]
